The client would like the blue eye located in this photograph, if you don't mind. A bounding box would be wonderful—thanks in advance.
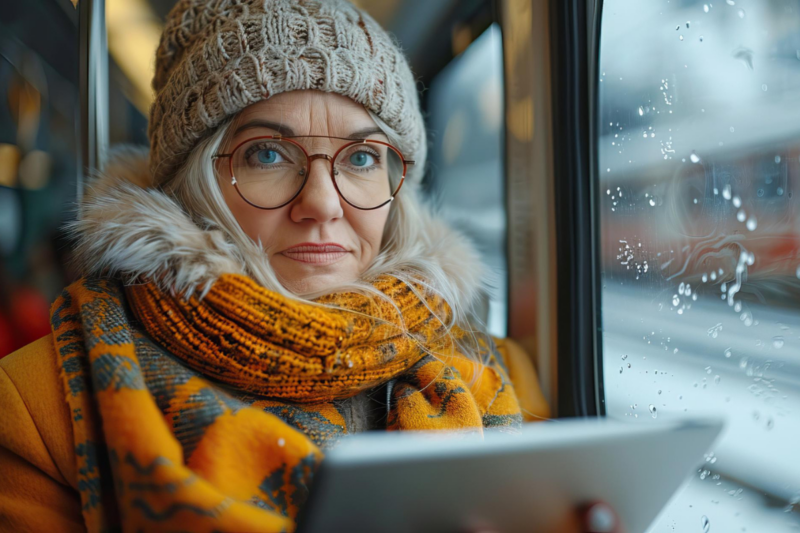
[257,150,283,164]
[349,151,375,167]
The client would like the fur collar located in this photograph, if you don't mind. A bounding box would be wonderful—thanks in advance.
[70,148,486,309]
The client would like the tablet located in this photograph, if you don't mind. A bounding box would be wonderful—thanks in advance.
[296,418,723,533]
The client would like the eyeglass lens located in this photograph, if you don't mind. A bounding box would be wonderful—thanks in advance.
[231,139,404,209]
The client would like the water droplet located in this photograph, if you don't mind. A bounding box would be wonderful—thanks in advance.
[673,295,681,306]
[690,152,701,163]
[724,348,732,358]
[607,168,611,173]
[738,8,745,18]
[737,210,746,222]
[762,84,768,92]
[707,323,723,338]
[277,438,286,447]
[679,282,686,295]
[746,217,757,231]
[676,25,681,30]
[649,198,656,207]
[658,390,662,394]
[649,405,658,418]
[772,336,785,349]
[701,515,710,533]
[619,366,624,374]
[704,4,710,12]
[714,375,721,384]
[622,354,628,360]
[699,36,704,42]
[775,155,782,164]
[766,417,774,430]
[627,363,631,368]
[729,126,735,133]
[679,35,684,41]
[722,185,732,200]
[686,21,691,28]
[702,273,708,283]
[732,196,741,208]
[638,106,644,116]
[726,0,735,4]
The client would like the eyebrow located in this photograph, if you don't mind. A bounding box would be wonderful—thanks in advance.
[234,120,295,136]
[233,120,385,140]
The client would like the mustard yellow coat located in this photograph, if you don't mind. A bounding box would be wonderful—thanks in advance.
[0,334,549,532]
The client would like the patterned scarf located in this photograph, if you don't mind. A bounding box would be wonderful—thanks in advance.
[51,275,522,532]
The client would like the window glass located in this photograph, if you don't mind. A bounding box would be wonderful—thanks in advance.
[598,1,800,530]
[427,24,507,336]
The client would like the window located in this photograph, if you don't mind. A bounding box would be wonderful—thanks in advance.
[427,24,507,337]
[598,0,800,530]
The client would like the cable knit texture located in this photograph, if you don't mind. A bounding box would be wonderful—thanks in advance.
[149,0,426,184]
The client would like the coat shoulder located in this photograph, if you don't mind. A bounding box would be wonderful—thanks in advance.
[0,335,77,487]
[494,337,551,422]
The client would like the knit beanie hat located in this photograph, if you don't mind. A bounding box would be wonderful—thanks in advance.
[149,0,426,185]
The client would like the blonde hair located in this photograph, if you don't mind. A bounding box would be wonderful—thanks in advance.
[164,114,490,364]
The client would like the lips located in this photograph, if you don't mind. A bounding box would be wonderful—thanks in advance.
[280,243,349,264]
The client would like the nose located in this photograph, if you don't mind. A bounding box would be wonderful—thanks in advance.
[289,158,344,224]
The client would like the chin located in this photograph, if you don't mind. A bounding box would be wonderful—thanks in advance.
[272,255,361,296]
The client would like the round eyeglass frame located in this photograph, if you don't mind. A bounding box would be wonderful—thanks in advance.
[213,135,415,211]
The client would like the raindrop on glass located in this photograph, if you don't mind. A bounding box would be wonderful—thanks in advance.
[673,295,681,306]
[638,106,644,116]
[738,8,745,18]
[690,152,701,163]
[649,405,658,418]
[725,0,735,4]
[277,437,286,447]
[762,84,768,92]
[775,155,782,164]
[724,348,732,358]
[679,35,684,41]
[737,210,746,222]
[746,217,757,231]
[701,515,710,533]
[732,196,741,208]
[703,4,710,12]
[722,184,732,200]
[649,198,656,207]
[772,336,785,349]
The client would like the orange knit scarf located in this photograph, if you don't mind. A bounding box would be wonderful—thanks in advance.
[51,275,522,532]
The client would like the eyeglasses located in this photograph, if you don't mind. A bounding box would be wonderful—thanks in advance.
[213,135,415,210]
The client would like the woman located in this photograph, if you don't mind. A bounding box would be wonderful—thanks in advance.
[0,1,603,532]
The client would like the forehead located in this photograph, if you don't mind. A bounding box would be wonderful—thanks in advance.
[233,90,377,134]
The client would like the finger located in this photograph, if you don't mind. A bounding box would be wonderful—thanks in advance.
[579,501,622,533]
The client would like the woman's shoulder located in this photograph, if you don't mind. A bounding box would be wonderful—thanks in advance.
[0,335,77,488]
[493,337,552,422]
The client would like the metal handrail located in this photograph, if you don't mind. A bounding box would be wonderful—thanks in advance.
[78,0,109,211]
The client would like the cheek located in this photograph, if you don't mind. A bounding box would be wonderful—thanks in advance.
[348,208,390,259]
[218,172,282,246]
